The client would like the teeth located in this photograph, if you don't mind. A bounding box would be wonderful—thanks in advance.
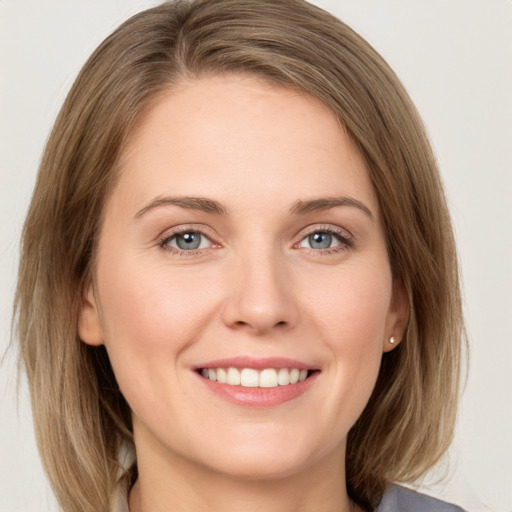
[200,367,311,388]
[226,367,241,386]
[217,368,227,384]
[241,368,259,387]
[277,368,290,385]
[259,368,278,388]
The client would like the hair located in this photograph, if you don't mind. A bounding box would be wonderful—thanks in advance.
[14,1,465,511]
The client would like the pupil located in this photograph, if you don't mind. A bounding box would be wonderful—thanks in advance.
[309,232,331,249]
[177,232,201,250]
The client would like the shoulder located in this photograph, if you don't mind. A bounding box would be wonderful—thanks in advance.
[376,485,465,512]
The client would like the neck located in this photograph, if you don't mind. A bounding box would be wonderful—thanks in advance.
[129,435,358,512]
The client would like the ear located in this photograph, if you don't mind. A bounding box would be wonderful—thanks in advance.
[78,282,104,346]
[383,278,410,353]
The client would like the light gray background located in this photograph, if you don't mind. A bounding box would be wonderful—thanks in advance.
[1,1,511,511]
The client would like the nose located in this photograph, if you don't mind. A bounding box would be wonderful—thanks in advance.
[221,247,299,335]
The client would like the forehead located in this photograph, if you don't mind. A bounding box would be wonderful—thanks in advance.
[111,74,379,217]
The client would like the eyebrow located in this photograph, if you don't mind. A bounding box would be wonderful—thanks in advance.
[289,196,374,219]
[134,195,373,220]
[134,196,227,219]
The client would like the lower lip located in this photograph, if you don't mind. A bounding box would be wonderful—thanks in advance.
[196,371,319,407]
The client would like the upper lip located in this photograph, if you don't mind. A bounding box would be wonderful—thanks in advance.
[195,356,317,371]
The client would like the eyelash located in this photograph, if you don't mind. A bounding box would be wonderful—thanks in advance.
[296,225,354,255]
[158,225,218,257]
[158,225,354,257]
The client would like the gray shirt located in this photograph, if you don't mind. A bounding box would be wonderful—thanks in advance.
[377,485,465,512]
[113,484,465,511]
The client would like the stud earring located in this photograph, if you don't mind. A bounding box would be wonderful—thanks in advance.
[389,336,396,344]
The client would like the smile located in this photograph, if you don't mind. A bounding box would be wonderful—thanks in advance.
[199,367,310,388]
[194,357,320,406]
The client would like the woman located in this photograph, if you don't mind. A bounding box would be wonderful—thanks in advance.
[14,1,465,511]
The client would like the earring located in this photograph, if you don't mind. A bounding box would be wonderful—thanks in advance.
[389,336,396,344]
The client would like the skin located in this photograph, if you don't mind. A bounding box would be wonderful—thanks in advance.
[79,74,408,512]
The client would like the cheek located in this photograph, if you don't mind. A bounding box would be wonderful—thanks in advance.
[301,264,392,421]
[303,263,392,349]
[94,260,225,436]
[94,253,219,398]
[97,257,213,343]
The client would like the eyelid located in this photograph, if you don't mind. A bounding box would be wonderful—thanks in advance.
[157,224,221,255]
[155,222,354,257]
[293,224,354,252]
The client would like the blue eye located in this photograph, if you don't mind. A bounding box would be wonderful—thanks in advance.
[298,230,345,250]
[163,231,211,251]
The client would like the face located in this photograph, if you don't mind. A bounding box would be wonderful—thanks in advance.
[79,74,407,480]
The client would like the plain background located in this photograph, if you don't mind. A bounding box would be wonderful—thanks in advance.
[1,1,511,511]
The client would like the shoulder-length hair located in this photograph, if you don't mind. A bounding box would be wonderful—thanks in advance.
[14,1,465,510]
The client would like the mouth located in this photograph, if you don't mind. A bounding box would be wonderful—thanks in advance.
[193,357,320,406]
[197,367,317,388]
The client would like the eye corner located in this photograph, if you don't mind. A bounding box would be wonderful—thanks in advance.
[157,225,221,256]
[293,224,355,255]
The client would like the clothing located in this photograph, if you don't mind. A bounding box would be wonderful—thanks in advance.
[376,485,465,511]
[112,483,464,511]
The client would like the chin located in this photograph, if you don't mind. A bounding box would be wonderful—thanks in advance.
[183,426,340,482]
[201,450,314,481]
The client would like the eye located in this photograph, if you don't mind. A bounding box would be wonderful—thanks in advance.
[300,232,339,250]
[161,230,212,252]
[297,228,352,252]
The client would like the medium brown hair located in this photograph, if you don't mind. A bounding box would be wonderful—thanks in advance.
[14,1,465,510]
